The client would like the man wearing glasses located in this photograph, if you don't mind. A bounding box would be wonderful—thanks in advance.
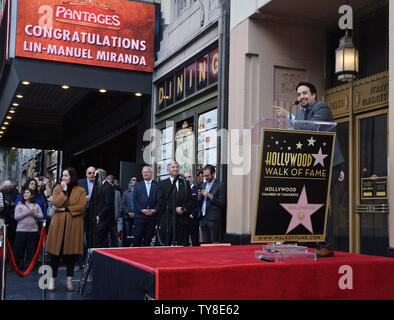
[79,166,96,207]
[198,164,226,244]
[78,166,96,262]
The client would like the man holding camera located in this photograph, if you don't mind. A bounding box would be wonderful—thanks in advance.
[198,165,226,244]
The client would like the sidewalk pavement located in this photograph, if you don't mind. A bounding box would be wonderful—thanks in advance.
[5,266,91,300]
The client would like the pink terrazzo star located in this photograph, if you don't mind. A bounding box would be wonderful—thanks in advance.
[280,185,324,234]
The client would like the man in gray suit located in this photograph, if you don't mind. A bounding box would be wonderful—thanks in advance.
[289,82,344,168]
[273,82,333,122]
[273,82,344,258]
[198,164,226,243]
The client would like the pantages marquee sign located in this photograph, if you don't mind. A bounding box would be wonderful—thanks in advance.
[54,1,122,30]
[15,0,155,72]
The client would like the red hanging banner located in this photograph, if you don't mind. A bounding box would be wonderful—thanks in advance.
[15,0,156,72]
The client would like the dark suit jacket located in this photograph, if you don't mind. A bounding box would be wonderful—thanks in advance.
[96,180,115,223]
[158,176,192,226]
[199,179,226,221]
[78,178,89,195]
[190,184,200,220]
[295,100,334,122]
[132,180,160,221]
[121,187,134,219]
[78,178,90,217]
[295,100,344,167]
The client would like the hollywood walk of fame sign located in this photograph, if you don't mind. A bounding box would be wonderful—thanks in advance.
[252,129,336,243]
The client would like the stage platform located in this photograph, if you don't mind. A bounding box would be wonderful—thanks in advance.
[91,245,394,300]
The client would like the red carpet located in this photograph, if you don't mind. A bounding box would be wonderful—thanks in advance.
[94,245,394,300]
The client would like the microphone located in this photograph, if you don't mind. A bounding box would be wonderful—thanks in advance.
[258,255,274,262]
[96,171,103,191]
[171,174,187,190]
[171,174,189,214]
[177,173,187,185]
[289,100,299,119]
[172,173,185,184]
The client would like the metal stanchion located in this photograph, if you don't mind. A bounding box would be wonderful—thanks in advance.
[1,223,7,300]
[78,248,93,296]
[41,220,46,301]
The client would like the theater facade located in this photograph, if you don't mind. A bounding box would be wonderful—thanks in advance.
[226,0,393,256]
[152,0,228,187]
[0,0,158,188]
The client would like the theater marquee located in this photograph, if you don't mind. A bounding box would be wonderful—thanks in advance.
[157,48,218,110]
[15,0,155,72]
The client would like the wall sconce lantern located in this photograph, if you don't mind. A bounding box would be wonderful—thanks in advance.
[335,30,359,81]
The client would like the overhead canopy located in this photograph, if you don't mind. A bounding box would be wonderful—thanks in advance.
[0,57,152,149]
[253,0,376,29]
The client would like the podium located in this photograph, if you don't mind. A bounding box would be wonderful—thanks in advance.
[241,118,337,262]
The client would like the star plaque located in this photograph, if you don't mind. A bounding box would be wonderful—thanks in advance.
[280,185,324,234]
[253,128,336,243]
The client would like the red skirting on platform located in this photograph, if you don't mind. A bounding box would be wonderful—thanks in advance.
[94,245,394,300]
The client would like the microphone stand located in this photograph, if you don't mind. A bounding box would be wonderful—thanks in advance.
[168,174,188,246]
[164,177,178,246]
[174,174,188,246]
[178,174,188,205]
[288,100,299,121]
[172,178,176,246]
[90,171,102,249]
[78,171,102,295]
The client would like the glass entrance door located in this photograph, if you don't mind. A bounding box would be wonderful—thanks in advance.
[355,109,389,256]
[330,119,349,252]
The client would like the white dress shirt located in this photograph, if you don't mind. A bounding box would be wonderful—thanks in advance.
[169,176,179,190]
[145,179,153,197]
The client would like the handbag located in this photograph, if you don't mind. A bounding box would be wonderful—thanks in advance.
[46,195,54,217]
[47,206,54,217]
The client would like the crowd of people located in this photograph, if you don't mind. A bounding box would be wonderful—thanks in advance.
[0,161,227,292]
[0,177,50,273]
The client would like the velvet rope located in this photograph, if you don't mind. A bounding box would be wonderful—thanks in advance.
[6,226,46,277]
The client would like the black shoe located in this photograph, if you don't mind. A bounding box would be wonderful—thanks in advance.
[317,247,334,257]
